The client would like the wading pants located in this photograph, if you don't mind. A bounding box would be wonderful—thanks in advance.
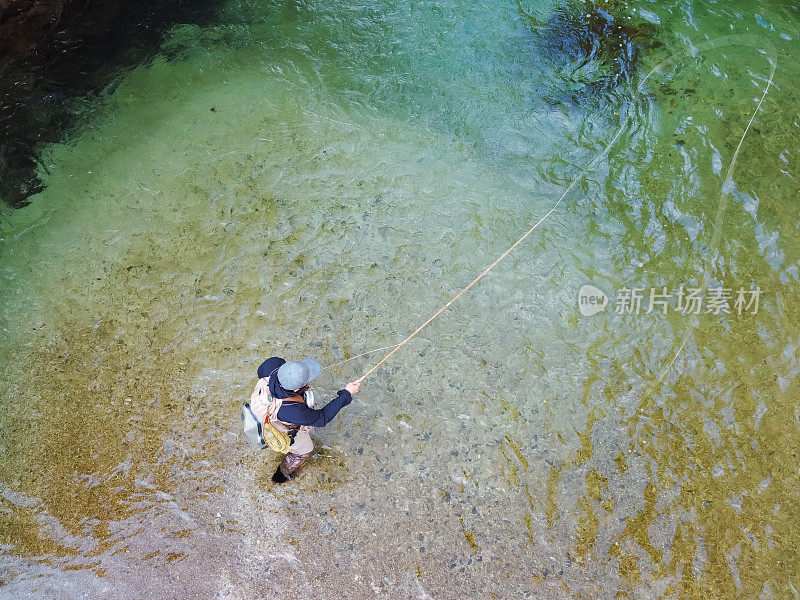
[278,427,314,478]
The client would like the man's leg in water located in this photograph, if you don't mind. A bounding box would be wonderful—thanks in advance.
[273,429,313,483]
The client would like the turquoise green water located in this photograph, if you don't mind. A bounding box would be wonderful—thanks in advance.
[1,0,799,598]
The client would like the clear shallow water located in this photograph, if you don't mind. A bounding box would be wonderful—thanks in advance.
[1,0,799,598]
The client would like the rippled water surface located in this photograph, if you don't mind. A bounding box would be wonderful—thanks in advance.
[1,0,799,598]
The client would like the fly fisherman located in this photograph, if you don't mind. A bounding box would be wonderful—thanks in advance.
[252,356,362,483]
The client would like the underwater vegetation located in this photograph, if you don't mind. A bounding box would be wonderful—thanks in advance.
[520,0,661,104]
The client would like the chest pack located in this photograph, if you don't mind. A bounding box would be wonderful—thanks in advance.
[240,378,314,454]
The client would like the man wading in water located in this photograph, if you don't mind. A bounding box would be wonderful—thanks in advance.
[252,356,362,483]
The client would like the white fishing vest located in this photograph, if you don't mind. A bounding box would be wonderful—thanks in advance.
[249,377,313,435]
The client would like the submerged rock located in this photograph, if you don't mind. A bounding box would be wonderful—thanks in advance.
[521,0,662,104]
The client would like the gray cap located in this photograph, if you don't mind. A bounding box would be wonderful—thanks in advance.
[277,358,321,391]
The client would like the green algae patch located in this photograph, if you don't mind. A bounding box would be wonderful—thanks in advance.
[545,466,560,529]
[504,434,530,470]
[586,469,608,503]
[459,515,479,553]
[573,496,599,564]
[613,451,628,476]
[0,497,72,558]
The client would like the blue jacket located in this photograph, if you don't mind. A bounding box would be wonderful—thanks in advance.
[257,357,352,427]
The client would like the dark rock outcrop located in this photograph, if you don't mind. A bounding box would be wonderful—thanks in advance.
[0,0,217,207]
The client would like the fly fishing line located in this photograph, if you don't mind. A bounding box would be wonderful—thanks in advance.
[357,34,776,383]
